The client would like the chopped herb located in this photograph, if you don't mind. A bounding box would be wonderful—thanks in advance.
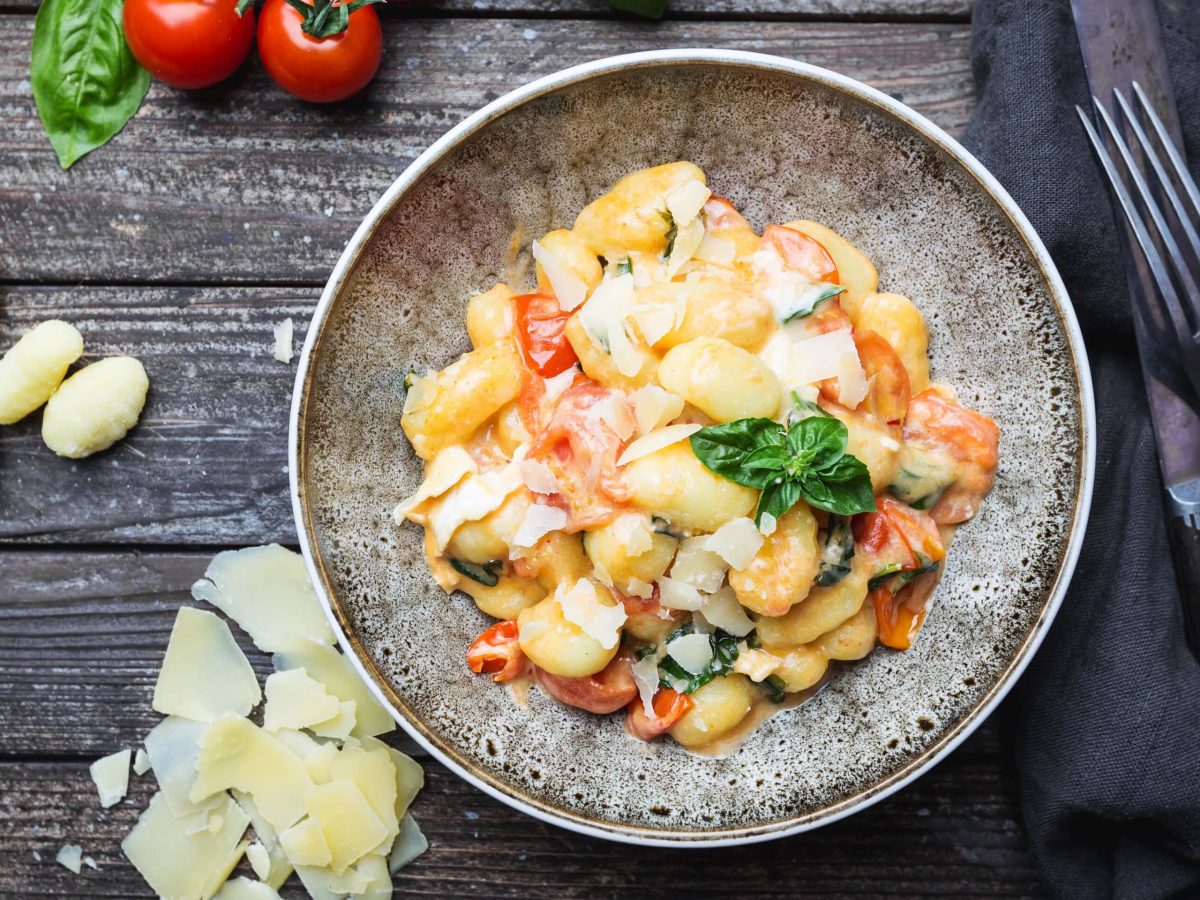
[450,559,501,587]
[816,516,855,587]
[617,257,633,276]
[868,555,940,592]
[868,563,903,591]
[780,284,847,323]
[759,674,788,703]
[659,210,678,258]
[655,623,741,694]
[403,370,419,389]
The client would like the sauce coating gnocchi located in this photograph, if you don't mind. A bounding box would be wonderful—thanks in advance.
[394,163,1000,753]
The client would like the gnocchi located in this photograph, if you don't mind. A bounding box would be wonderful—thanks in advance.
[42,357,149,459]
[0,320,84,425]
[392,163,999,753]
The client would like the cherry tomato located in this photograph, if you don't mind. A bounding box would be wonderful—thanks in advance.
[872,567,941,651]
[819,331,910,424]
[904,389,1001,525]
[466,620,526,683]
[626,689,692,741]
[513,291,579,378]
[535,654,638,714]
[123,0,255,89]
[256,0,382,103]
[854,496,945,571]
[762,224,839,284]
[702,195,751,231]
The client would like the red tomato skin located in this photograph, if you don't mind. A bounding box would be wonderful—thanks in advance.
[257,0,382,103]
[123,0,255,89]
[513,292,578,377]
[466,620,527,683]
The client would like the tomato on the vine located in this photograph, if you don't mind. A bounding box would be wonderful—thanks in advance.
[256,0,382,103]
[123,0,255,89]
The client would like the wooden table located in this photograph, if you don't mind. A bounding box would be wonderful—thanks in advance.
[0,0,1045,895]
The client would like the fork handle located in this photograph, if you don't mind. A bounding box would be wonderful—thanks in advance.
[1165,511,1200,664]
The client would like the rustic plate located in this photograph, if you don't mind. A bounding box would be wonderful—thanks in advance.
[289,50,1095,846]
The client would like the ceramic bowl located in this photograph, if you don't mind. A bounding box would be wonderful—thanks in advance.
[289,50,1095,846]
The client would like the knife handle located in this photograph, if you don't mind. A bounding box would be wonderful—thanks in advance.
[1165,511,1200,665]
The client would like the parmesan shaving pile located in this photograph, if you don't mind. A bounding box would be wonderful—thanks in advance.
[85,544,427,899]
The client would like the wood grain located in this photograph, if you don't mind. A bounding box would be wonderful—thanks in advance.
[0,286,309,545]
[0,16,975,285]
[0,547,1037,896]
[0,0,972,20]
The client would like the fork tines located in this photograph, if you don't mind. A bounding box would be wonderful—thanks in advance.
[1077,84,1200,396]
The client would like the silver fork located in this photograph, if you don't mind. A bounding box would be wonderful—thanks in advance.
[1076,84,1200,400]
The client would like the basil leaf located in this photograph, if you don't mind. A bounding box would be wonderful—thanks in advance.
[755,478,802,527]
[742,445,789,472]
[810,455,876,515]
[689,418,784,486]
[31,0,150,169]
[786,415,847,472]
[607,0,668,18]
[780,284,847,323]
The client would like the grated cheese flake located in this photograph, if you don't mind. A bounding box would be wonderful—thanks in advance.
[555,579,626,650]
[310,700,358,740]
[578,274,642,377]
[625,578,654,599]
[670,536,729,593]
[393,445,478,522]
[542,366,578,403]
[611,513,654,556]
[144,716,223,819]
[591,392,636,441]
[132,747,150,776]
[666,632,714,675]
[191,544,336,653]
[303,779,389,874]
[532,240,588,311]
[698,585,755,637]
[511,503,569,551]
[616,423,701,467]
[632,385,685,436]
[214,876,283,899]
[389,813,428,873]
[89,748,131,809]
[262,669,342,733]
[152,607,262,723]
[517,457,560,495]
[428,463,523,553]
[630,300,680,347]
[758,513,778,536]
[704,517,764,570]
[733,647,783,682]
[272,639,396,739]
[666,216,705,277]
[245,843,272,882]
[631,649,664,717]
[56,844,83,874]
[272,318,294,364]
[695,232,736,266]
[666,179,712,226]
[655,576,705,611]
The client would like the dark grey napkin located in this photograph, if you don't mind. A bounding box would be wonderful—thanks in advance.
[961,1,1200,897]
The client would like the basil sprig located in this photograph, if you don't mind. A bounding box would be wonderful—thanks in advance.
[31,0,151,169]
[689,414,876,526]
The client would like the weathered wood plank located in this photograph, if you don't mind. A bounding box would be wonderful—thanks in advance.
[0,286,308,545]
[0,748,1036,899]
[0,547,1035,893]
[0,0,973,20]
[0,17,974,285]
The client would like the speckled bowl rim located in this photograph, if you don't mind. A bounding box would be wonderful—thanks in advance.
[289,49,1096,847]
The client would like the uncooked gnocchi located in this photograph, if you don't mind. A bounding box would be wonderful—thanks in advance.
[392,162,1000,754]
[0,320,83,424]
[41,357,149,459]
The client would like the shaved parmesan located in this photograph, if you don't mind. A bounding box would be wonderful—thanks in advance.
[555,579,626,650]
[215,876,282,900]
[326,866,372,895]
[393,446,477,521]
[611,513,654,556]
[758,513,778,536]
[670,537,728,593]
[733,647,783,682]
[666,179,711,225]
[591,392,636,441]
[695,232,736,266]
[191,544,335,653]
[402,371,435,415]
[370,738,425,816]
[632,385,684,436]
[56,844,82,874]
[310,701,357,740]
[578,274,642,377]
[656,576,704,611]
[517,457,559,495]
[231,792,293,890]
[532,240,589,311]
[153,607,262,723]
[121,792,249,900]
[132,748,150,776]
[389,814,428,873]
[90,748,131,808]
[626,578,654,599]
[304,779,389,874]
[616,423,701,466]
[667,632,714,675]
[279,818,331,867]
[631,649,664,717]
[836,343,869,407]
[428,465,522,553]
[262,669,342,733]
[144,717,221,819]
[791,330,862,390]
[698,585,755,637]
[245,843,271,881]
[666,216,705,276]
[271,640,395,738]
[511,503,568,551]
[328,744,400,842]
[190,716,315,832]
[704,517,764,570]
[629,299,680,347]
[272,318,294,364]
